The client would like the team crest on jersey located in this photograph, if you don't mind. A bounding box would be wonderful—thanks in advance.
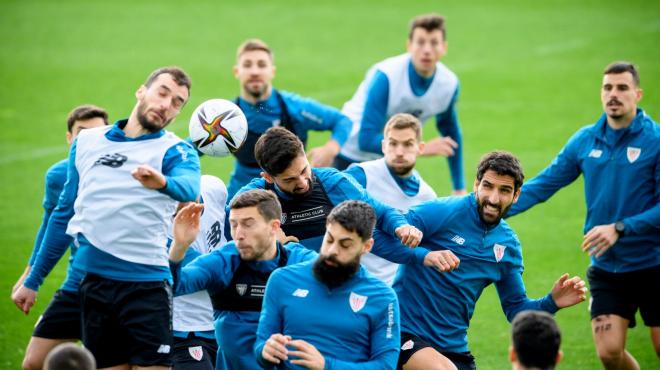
[188,346,203,361]
[627,147,641,163]
[236,284,247,296]
[493,244,506,262]
[349,292,368,312]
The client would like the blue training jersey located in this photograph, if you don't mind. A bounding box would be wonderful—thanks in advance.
[171,241,317,370]
[255,260,400,369]
[392,194,558,353]
[24,120,200,291]
[227,89,352,198]
[508,109,659,273]
[228,167,408,251]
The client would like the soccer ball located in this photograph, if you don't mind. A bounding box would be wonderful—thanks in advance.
[189,99,248,157]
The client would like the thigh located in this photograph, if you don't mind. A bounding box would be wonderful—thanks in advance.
[398,332,457,370]
[23,337,74,370]
[591,314,630,354]
[118,280,174,368]
[33,289,81,340]
[172,337,218,370]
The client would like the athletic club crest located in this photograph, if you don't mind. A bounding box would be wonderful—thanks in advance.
[236,284,247,296]
[188,346,203,361]
[627,147,641,163]
[349,292,368,312]
[493,244,506,262]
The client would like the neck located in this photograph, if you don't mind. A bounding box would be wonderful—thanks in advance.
[412,64,435,79]
[241,86,273,105]
[256,238,278,262]
[124,111,150,138]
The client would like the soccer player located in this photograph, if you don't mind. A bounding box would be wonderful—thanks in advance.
[334,13,465,195]
[345,113,436,285]
[507,62,659,370]
[13,66,201,370]
[387,151,587,370]
[231,126,422,251]
[227,38,353,198]
[11,104,107,370]
[169,189,317,370]
[255,200,400,369]
[509,311,562,370]
[170,175,227,370]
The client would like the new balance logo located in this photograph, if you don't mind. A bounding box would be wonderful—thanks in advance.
[95,153,128,168]
[292,288,309,297]
[451,235,465,245]
[588,149,602,158]
[157,344,171,354]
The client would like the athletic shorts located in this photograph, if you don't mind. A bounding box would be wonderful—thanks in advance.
[32,289,81,340]
[397,332,476,370]
[587,264,660,328]
[79,274,173,368]
[172,335,218,370]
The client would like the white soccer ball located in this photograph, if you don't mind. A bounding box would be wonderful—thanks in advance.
[189,99,248,157]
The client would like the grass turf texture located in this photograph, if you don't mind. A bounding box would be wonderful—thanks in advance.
[1,0,658,368]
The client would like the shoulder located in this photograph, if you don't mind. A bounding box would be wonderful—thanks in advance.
[357,269,398,303]
[284,242,318,259]
[272,259,313,281]
[411,194,466,213]
[434,61,459,83]
[495,220,522,253]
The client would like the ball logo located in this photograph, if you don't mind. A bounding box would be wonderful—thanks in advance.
[349,292,368,312]
[196,108,240,153]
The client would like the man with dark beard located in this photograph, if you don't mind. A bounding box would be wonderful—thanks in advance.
[226,39,353,198]
[13,67,200,370]
[345,113,436,285]
[229,126,422,252]
[387,151,588,370]
[255,201,400,369]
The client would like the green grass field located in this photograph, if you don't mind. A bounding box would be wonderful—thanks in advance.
[1,0,658,368]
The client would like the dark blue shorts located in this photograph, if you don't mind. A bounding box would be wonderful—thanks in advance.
[33,289,81,340]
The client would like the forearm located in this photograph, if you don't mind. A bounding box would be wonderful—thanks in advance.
[324,350,398,370]
[622,203,660,236]
[372,231,429,265]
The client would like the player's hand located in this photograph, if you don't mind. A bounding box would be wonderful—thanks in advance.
[12,266,31,295]
[581,224,618,257]
[550,273,587,308]
[421,137,458,157]
[451,189,467,196]
[308,140,340,168]
[395,225,423,248]
[262,334,291,364]
[424,250,460,272]
[12,285,37,315]
[288,339,325,370]
[170,203,204,262]
[131,164,167,190]
[276,229,299,245]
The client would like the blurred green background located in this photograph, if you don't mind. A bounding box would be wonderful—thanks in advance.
[1,0,658,368]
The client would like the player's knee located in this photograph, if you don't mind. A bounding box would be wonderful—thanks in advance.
[22,355,42,370]
[595,344,625,365]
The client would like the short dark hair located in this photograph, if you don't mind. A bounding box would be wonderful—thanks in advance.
[409,13,446,40]
[144,66,192,93]
[237,38,274,61]
[66,104,108,132]
[43,343,96,370]
[384,113,422,141]
[604,61,640,87]
[254,126,305,176]
[327,201,376,241]
[476,151,524,191]
[230,189,281,222]
[512,311,561,370]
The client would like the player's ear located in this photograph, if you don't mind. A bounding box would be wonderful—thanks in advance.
[232,64,239,78]
[556,350,563,365]
[473,178,480,193]
[136,85,146,100]
[417,140,425,155]
[261,172,274,184]
[362,238,374,255]
[512,187,521,204]
[66,131,73,145]
[508,345,516,363]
